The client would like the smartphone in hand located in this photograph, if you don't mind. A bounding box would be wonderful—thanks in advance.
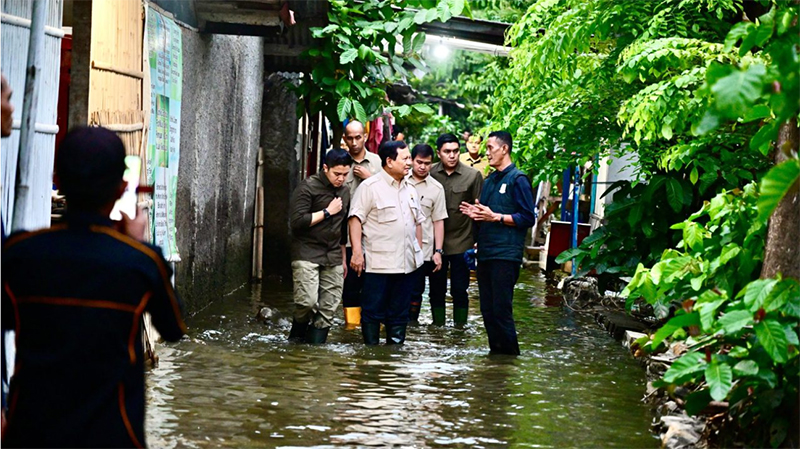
[110,155,141,220]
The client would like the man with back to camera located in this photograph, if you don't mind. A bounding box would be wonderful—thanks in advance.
[407,144,448,323]
[348,140,424,345]
[429,133,483,326]
[341,120,382,329]
[288,148,353,344]
[1,126,186,447]
[460,131,536,355]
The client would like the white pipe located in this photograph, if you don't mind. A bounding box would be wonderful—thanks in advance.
[1,12,65,38]
[12,0,49,232]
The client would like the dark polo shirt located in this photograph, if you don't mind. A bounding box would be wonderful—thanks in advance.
[290,171,350,266]
[430,161,483,255]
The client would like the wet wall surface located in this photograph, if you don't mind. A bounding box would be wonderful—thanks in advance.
[146,269,658,448]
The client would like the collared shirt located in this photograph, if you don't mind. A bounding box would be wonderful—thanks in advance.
[430,161,483,255]
[407,174,448,260]
[1,211,186,448]
[460,152,491,178]
[345,150,382,199]
[349,170,424,274]
[289,171,350,266]
[344,150,382,247]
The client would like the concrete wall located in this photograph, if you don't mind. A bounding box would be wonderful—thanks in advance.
[260,72,301,282]
[175,31,264,314]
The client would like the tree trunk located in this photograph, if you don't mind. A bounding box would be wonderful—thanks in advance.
[761,117,800,281]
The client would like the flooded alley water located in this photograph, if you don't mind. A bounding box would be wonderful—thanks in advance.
[146,269,657,448]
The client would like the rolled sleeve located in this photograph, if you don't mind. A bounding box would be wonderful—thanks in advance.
[511,176,537,229]
[432,188,448,222]
[349,183,370,223]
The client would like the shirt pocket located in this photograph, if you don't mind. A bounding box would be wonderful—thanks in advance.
[376,199,398,223]
[421,197,434,220]
[447,186,470,210]
[370,241,396,269]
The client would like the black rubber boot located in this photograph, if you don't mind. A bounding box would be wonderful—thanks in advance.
[288,319,309,342]
[305,326,330,344]
[385,324,407,345]
[431,307,446,326]
[453,307,468,327]
[409,302,421,324]
[362,322,381,345]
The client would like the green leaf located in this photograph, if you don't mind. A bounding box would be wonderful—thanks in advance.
[733,359,759,376]
[335,78,351,96]
[764,280,796,312]
[555,247,583,264]
[711,64,766,118]
[337,97,352,122]
[690,167,699,185]
[663,351,705,383]
[358,44,371,61]
[705,358,733,401]
[690,275,706,291]
[412,32,426,53]
[665,177,684,212]
[719,243,741,264]
[770,418,789,448]
[661,123,673,140]
[742,104,772,122]
[413,8,428,24]
[750,120,781,154]
[718,309,753,334]
[724,22,754,52]
[412,103,434,114]
[683,222,705,251]
[755,319,789,363]
[653,312,700,348]
[340,48,359,64]
[448,0,465,16]
[758,159,800,223]
[740,278,778,311]
[694,110,720,135]
[351,99,367,124]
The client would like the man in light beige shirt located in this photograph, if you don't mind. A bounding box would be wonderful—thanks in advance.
[341,120,382,328]
[348,141,424,345]
[459,134,490,177]
[407,144,448,324]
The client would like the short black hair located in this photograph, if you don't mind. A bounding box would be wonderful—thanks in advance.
[378,140,408,167]
[57,126,126,211]
[436,133,460,151]
[325,148,353,168]
[488,130,513,153]
[411,144,434,160]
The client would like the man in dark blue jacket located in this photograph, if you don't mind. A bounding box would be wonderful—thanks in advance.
[460,131,536,355]
[1,127,186,447]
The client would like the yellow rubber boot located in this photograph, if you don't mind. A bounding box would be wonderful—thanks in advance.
[344,307,361,330]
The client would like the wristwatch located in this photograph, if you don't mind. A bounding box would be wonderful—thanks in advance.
[323,209,331,219]
[435,249,443,255]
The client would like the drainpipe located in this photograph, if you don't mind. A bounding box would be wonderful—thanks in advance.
[571,166,580,276]
[560,168,570,221]
[12,0,49,232]
[590,156,598,216]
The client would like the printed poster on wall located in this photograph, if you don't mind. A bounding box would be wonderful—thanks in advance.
[146,6,182,262]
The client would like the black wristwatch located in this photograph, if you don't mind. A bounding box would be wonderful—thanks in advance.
[323,209,331,219]
[435,249,443,255]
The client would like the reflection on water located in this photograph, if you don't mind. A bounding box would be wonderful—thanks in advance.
[146,270,657,448]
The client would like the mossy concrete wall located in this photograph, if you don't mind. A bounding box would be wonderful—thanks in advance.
[175,31,264,314]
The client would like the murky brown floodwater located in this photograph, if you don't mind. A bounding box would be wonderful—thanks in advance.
[146,269,657,448]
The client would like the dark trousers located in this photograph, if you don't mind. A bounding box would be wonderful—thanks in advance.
[477,260,521,355]
[429,253,470,309]
[343,247,365,308]
[410,261,435,312]
[361,272,414,326]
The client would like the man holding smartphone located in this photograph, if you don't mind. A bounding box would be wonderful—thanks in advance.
[2,127,186,447]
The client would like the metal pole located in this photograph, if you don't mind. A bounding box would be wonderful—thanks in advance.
[12,0,49,232]
[571,165,580,276]
[560,168,570,221]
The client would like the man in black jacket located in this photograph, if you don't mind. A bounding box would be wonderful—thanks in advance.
[2,127,186,447]
[288,148,353,343]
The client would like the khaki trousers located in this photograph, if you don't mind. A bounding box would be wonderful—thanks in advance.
[291,260,344,328]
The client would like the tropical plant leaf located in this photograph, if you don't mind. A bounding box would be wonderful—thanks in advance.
[758,159,800,223]
[705,358,733,401]
[653,312,700,348]
[663,351,705,383]
[340,48,359,64]
[733,359,759,376]
[718,309,753,335]
[665,177,684,212]
[755,319,789,364]
[337,97,352,122]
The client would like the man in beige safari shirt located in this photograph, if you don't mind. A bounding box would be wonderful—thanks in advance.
[342,120,382,328]
[348,140,424,345]
[407,144,448,324]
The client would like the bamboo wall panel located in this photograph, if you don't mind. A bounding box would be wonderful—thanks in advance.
[1,0,63,231]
